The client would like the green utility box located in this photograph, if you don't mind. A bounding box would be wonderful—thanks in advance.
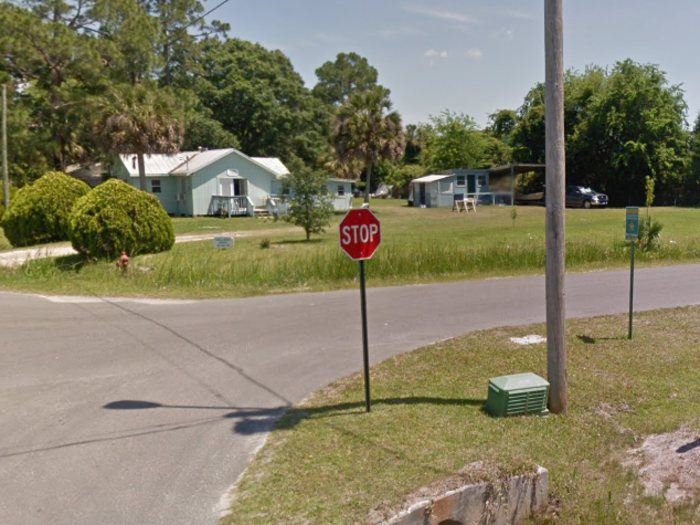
[485,373,550,417]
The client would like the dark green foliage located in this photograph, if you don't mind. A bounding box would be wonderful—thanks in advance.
[512,62,688,204]
[638,216,664,252]
[387,164,425,198]
[421,111,492,171]
[332,86,405,204]
[282,161,334,242]
[0,184,18,219]
[0,171,90,247]
[69,179,174,258]
[312,52,379,106]
[195,38,332,166]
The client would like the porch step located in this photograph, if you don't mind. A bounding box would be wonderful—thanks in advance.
[254,207,270,217]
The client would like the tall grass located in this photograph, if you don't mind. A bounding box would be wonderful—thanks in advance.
[2,205,700,298]
[13,236,696,298]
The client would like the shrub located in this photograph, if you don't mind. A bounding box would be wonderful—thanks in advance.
[0,171,90,247]
[69,179,174,259]
[638,216,663,252]
[0,184,18,220]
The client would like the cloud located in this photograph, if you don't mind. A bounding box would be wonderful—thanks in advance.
[494,27,514,40]
[424,49,448,58]
[404,6,480,24]
[466,48,483,58]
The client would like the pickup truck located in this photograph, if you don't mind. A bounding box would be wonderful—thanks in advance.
[515,186,608,208]
[565,186,608,208]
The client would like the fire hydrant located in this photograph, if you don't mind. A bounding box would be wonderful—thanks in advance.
[116,251,130,273]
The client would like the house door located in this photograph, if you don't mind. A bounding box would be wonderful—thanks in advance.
[220,178,246,196]
[467,175,476,195]
[419,183,426,206]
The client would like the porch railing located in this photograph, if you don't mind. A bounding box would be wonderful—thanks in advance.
[210,195,254,217]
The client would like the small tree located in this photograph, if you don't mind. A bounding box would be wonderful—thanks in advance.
[510,205,519,228]
[282,162,334,242]
[639,175,663,251]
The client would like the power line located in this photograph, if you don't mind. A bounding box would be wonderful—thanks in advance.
[165,0,232,45]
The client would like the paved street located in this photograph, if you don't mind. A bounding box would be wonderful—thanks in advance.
[0,265,698,524]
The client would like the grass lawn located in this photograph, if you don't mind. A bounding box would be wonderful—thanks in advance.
[226,306,700,525]
[0,202,699,298]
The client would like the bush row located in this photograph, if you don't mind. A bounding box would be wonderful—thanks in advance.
[0,173,174,259]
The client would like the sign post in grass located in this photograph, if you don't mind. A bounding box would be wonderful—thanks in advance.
[626,207,640,339]
[339,209,381,413]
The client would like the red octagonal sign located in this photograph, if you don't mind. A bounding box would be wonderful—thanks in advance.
[339,209,382,261]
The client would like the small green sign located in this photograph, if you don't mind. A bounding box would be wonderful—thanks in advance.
[626,206,639,241]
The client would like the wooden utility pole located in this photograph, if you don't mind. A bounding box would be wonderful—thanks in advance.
[2,84,8,211]
[544,0,568,414]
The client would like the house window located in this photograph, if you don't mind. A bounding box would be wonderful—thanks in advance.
[337,185,345,197]
[477,175,486,188]
[151,179,162,193]
[456,175,466,187]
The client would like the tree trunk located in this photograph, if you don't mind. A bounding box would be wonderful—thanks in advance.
[544,0,568,414]
[364,162,372,205]
[137,153,147,191]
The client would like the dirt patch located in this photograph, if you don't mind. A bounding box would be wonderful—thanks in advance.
[625,425,700,504]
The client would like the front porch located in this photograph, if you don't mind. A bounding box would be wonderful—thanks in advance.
[209,195,255,217]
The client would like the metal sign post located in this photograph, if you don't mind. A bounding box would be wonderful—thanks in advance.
[339,209,382,413]
[626,207,640,339]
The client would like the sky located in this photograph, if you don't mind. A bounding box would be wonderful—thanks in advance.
[212,0,700,129]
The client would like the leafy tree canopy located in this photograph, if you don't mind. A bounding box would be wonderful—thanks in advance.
[421,111,492,171]
[195,38,332,166]
[313,52,379,106]
[332,86,405,204]
[511,61,688,204]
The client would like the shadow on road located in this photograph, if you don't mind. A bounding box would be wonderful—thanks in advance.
[101,396,486,438]
[103,399,289,436]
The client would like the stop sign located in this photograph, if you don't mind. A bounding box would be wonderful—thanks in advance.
[339,209,382,261]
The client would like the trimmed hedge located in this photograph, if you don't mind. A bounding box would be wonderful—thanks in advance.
[70,179,175,259]
[0,171,90,247]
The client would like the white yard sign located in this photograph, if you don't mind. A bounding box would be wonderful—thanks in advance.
[213,236,234,249]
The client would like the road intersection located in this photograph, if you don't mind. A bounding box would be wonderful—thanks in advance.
[0,264,698,524]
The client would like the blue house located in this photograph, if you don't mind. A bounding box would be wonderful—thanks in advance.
[409,164,545,208]
[112,148,354,216]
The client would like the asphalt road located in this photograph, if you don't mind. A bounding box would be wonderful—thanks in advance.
[1,264,698,525]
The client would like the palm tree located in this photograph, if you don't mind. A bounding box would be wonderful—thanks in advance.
[98,83,184,191]
[332,86,405,204]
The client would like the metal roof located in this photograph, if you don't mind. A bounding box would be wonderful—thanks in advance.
[117,149,289,178]
[251,157,289,177]
[410,174,453,184]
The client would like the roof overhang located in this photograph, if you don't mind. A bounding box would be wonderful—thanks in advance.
[410,174,453,184]
[489,164,546,177]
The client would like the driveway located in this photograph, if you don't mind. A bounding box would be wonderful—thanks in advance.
[0,264,698,524]
[0,229,299,267]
